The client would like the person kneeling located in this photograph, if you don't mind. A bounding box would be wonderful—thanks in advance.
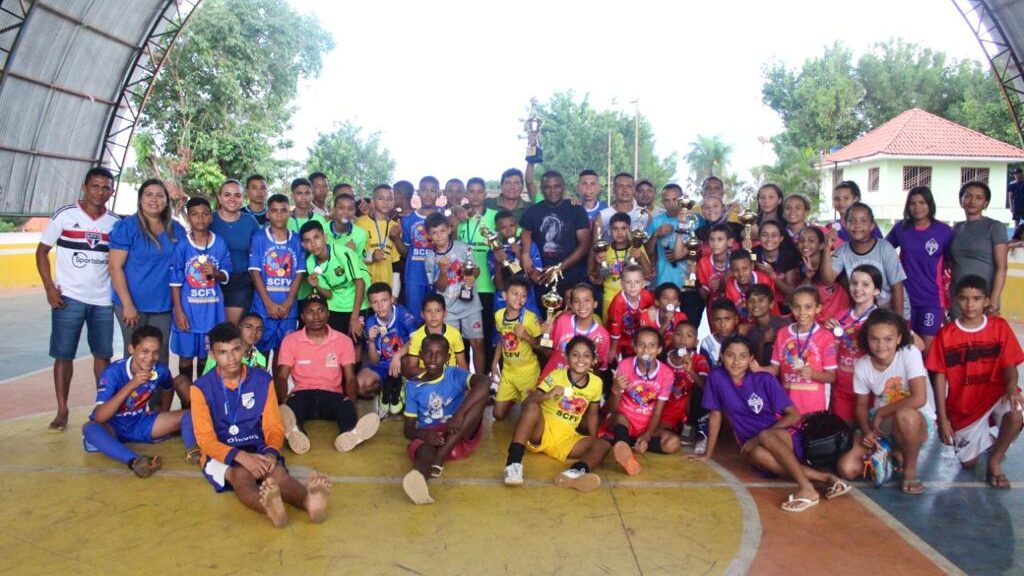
[191,322,330,528]
[82,325,192,478]
[689,335,849,512]
[504,336,611,491]
[401,334,490,505]
[275,295,379,454]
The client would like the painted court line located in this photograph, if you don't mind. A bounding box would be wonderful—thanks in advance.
[708,460,762,576]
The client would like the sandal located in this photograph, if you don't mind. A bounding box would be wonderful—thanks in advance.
[129,455,162,479]
[901,479,925,495]
[825,479,851,500]
[987,471,1011,489]
[430,464,444,478]
[184,447,202,466]
[781,494,820,512]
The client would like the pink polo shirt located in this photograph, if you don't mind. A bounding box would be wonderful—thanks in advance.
[278,327,355,394]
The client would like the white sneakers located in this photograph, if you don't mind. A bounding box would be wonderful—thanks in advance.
[554,468,602,493]
[503,463,524,486]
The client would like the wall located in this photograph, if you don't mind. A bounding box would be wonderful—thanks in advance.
[0,233,49,290]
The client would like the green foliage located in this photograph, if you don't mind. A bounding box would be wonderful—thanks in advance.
[305,122,396,194]
[534,91,677,189]
[136,0,334,197]
[684,134,733,182]
[756,142,823,211]
[0,217,27,232]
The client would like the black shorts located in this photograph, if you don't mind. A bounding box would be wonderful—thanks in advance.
[222,272,253,309]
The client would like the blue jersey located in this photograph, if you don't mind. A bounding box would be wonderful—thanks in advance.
[170,232,231,333]
[648,213,687,288]
[211,211,261,274]
[193,367,277,461]
[585,200,608,223]
[109,216,187,313]
[248,227,305,318]
[404,366,472,427]
[365,304,421,368]
[93,358,173,420]
[490,242,543,317]
[402,210,433,286]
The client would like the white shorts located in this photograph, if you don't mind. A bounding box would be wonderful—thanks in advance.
[952,398,1021,464]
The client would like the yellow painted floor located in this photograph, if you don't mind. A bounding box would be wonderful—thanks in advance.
[0,406,745,576]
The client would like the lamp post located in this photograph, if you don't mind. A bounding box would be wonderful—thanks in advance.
[631,99,639,178]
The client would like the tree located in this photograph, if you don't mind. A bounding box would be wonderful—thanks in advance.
[684,134,733,182]
[306,122,396,194]
[856,39,952,128]
[134,0,334,197]
[757,142,824,211]
[534,91,677,189]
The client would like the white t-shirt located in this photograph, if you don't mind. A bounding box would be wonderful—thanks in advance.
[853,346,935,420]
[40,204,120,306]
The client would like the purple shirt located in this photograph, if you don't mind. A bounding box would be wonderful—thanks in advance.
[702,367,793,445]
[885,221,954,309]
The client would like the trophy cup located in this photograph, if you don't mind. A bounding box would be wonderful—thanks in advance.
[592,219,611,277]
[628,208,652,265]
[521,97,544,164]
[739,210,757,262]
[539,269,564,349]
[481,226,521,274]
[684,236,701,289]
[460,247,479,301]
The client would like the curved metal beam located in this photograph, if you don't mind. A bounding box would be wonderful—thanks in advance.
[0,0,35,90]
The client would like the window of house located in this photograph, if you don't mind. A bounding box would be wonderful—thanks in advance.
[868,167,879,192]
[832,168,844,188]
[902,166,931,190]
[960,167,990,185]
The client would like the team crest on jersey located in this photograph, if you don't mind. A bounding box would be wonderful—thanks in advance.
[186,257,216,288]
[557,394,588,414]
[263,249,295,278]
[412,223,430,250]
[747,392,764,414]
[502,331,519,352]
[623,308,641,335]
[379,332,404,359]
[925,238,939,256]
[85,230,102,248]
[627,382,657,408]
[241,392,256,409]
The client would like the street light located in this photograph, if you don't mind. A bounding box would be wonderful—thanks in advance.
[630,100,639,178]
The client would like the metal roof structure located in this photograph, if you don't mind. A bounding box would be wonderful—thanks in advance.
[0,0,1022,216]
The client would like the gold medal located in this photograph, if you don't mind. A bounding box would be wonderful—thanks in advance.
[197,255,208,264]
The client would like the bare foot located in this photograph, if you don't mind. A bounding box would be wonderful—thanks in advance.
[305,471,331,524]
[259,478,289,528]
[48,411,68,432]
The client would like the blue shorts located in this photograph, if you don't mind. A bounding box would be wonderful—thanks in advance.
[105,413,163,444]
[171,329,208,359]
[222,272,253,310]
[910,306,944,337]
[49,297,113,360]
[364,362,389,381]
[257,316,297,352]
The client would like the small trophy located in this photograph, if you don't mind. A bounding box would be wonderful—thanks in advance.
[739,210,757,262]
[539,269,564,349]
[628,208,651,265]
[684,236,701,289]
[481,226,521,274]
[521,97,544,164]
[460,247,479,301]
[592,219,611,277]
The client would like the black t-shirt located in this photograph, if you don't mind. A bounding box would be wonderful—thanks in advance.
[753,243,800,273]
[520,199,590,281]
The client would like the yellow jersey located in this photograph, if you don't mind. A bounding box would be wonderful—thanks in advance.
[537,369,603,429]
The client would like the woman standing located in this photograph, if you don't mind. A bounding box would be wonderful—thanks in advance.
[755,183,784,227]
[949,181,1008,316]
[210,179,262,324]
[885,186,954,346]
[108,179,185,361]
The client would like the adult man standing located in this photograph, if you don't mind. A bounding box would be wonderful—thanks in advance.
[635,179,664,218]
[1009,168,1024,228]
[241,174,269,226]
[36,167,121,431]
[576,170,607,223]
[309,172,331,217]
[597,173,644,241]
[520,171,591,309]
[485,168,531,222]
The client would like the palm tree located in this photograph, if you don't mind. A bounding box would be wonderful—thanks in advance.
[684,135,733,182]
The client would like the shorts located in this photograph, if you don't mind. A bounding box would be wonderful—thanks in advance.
[258,316,297,352]
[659,397,688,430]
[748,427,805,477]
[222,272,253,310]
[910,306,944,337]
[170,329,208,359]
[448,310,484,340]
[406,421,483,462]
[495,366,540,403]
[49,296,114,360]
[830,371,857,422]
[110,413,161,444]
[952,398,1021,464]
[363,361,389,382]
[202,450,287,493]
[869,407,936,446]
[527,415,586,463]
[599,410,654,440]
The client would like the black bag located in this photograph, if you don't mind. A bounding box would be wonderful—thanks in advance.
[800,411,852,469]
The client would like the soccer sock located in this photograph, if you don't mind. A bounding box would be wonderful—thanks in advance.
[82,421,136,465]
[180,411,197,450]
[613,423,631,445]
[571,461,590,473]
[648,436,664,454]
[506,442,526,466]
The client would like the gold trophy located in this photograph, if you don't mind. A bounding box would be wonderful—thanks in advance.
[739,210,757,262]
[481,226,521,274]
[684,236,701,288]
[592,219,611,277]
[539,282,564,349]
[628,208,652,266]
[460,246,479,301]
[521,97,544,163]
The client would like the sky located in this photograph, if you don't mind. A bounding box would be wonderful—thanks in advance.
[282,0,988,190]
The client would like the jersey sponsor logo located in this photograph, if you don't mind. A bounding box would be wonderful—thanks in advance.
[71,251,106,268]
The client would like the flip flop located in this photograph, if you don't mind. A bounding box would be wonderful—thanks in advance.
[825,479,851,500]
[781,494,820,512]
[335,413,381,453]
[279,404,311,454]
[901,479,925,495]
[184,447,202,466]
[987,472,1011,489]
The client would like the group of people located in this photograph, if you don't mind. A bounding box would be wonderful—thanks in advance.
[34,160,1023,526]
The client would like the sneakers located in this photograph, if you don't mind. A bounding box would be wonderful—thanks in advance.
[870,437,894,488]
[504,463,525,486]
[679,424,696,446]
[279,404,310,454]
[694,430,709,456]
[613,441,642,476]
[380,377,404,415]
[402,469,434,505]
[392,383,405,415]
[554,468,601,493]
[335,413,381,453]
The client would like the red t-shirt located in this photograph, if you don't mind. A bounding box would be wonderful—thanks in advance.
[925,316,1024,430]
[607,289,655,358]
[278,327,355,395]
[724,270,778,320]
[808,281,850,325]
[697,253,730,301]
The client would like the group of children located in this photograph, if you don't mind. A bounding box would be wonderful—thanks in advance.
[80,172,1024,525]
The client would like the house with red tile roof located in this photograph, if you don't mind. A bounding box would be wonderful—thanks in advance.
[818,108,1024,224]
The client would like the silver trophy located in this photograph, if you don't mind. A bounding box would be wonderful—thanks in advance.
[521,97,544,163]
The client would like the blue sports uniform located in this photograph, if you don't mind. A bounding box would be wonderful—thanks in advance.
[401,210,433,316]
[169,233,231,358]
[364,304,421,379]
[89,358,174,445]
[248,228,305,351]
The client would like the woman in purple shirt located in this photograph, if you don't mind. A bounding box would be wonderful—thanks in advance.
[885,186,954,347]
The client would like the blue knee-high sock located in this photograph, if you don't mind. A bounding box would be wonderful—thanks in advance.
[82,421,136,465]
[180,411,197,450]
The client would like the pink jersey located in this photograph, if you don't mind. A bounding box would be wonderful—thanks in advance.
[541,314,611,380]
[771,323,838,414]
[615,357,673,424]
[835,305,875,382]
